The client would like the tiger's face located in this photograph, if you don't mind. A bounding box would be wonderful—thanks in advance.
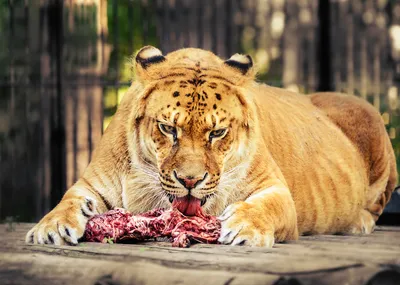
[142,81,250,213]
[131,46,255,215]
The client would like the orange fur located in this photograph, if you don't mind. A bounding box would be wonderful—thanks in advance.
[26,47,397,247]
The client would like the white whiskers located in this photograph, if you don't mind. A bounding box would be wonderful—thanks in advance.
[203,162,248,215]
[123,154,168,213]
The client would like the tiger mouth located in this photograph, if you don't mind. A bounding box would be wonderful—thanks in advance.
[166,193,212,207]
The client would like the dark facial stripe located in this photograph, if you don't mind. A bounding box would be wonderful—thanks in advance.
[234,91,247,106]
[142,85,157,100]
[199,186,217,191]
[164,80,175,86]
[161,181,179,189]
[199,74,235,85]
[158,73,187,80]
[208,82,218,89]
[187,78,206,86]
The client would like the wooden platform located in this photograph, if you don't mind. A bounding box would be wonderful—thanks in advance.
[1,224,400,285]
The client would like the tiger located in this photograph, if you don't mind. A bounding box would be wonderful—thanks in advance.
[26,46,397,247]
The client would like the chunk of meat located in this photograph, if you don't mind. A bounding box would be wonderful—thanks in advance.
[84,207,221,248]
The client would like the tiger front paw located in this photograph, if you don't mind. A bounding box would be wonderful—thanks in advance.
[25,196,97,245]
[217,201,275,247]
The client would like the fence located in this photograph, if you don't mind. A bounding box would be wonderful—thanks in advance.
[0,0,399,222]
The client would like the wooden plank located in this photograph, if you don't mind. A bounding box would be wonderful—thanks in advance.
[1,224,400,284]
[291,265,396,285]
[18,243,362,275]
[2,224,399,274]
[0,225,359,275]
[0,253,280,285]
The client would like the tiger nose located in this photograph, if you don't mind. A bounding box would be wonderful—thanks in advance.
[174,171,208,190]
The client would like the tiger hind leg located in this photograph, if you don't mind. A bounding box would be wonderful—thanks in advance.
[347,209,376,235]
[310,92,398,229]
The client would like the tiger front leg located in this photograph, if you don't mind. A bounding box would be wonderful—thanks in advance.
[218,185,298,247]
[25,182,107,245]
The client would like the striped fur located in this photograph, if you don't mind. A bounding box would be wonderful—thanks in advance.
[26,47,397,247]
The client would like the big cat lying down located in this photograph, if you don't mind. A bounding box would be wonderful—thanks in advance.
[26,45,397,248]
[84,198,221,248]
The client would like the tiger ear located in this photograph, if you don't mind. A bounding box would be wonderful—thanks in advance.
[135,46,165,68]
[134,46,166,82]
[224,54,254,75]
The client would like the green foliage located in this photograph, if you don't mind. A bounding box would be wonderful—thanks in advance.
[103,0,159,123]
[367,95,400,182]
[106,0,159,83]
[102,237,114,244]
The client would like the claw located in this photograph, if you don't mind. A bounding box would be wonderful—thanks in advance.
[86,197,94,211]
[28,232,34,244]
[231,236,247,246]
[48,233,54,244]
[218,224,243,244]
[218,202,276,247]
[25,195,97,246]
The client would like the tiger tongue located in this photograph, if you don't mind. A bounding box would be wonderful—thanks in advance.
[172,196,201,216]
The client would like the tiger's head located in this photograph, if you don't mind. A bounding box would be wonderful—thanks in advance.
[127,46,259,215]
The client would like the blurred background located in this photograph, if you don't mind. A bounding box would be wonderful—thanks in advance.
[0,0,399,223]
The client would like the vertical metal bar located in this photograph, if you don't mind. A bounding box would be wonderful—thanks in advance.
[23,0,31,221]
[99,0,106,134]
[307,26,317,92]
[182,0,189,47]
[373,44,381,110]
[175,0,183,48]
[85,2,92,161]
[215,0,226,57]
[8,0,16,219]
[226,0,239,57]
[128,0,134,83]
[317,0,332,91]
[87,93,93,162]
[39,0,49,220]
[128,0,134,56]
[51,0,65,208]
[360,34,368,100]
[301,38,308,92]
[225,0,232,57]
[346,1,354,95]
[237,0,244,52]
[197,0,203,48]
[167,0,174,50]
[25,0,30,82]
[187,0,197,48]
[252,0,259,51]
[142,0,148,45]
[112,0,119,106]
[162,0,169,51]
[211,0,217,54]
[331,2,341,92]
[202,0,211,50]
[8,0,14,102]
[73,87,78,183]
[154,0,163,49]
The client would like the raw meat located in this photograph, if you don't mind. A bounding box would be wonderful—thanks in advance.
[84,207,221,248]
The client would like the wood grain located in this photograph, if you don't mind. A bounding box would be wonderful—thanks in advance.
[0,224,399,285]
